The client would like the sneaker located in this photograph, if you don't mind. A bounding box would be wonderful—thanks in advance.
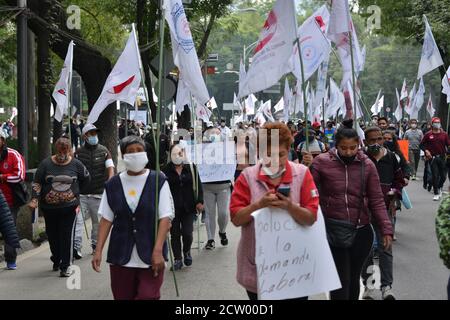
[6,262,17,270]
[219,232,228,246]
[184,252,192,267]
[52,263,60,271]
[393,235,397,241]
[91,244,97,255]
[381,286,396,300]
[60,268,72,277]
[362,287,377,300]
[433,194,440,201]
[170,259,183,271]
[205,240,215,250]
[411,175,416,181]
[73,249,82,260]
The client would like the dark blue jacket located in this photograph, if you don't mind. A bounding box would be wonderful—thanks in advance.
[0,190,20,249]
[105,171,168,266]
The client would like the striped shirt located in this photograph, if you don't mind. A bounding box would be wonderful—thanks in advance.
[0,147,26,207]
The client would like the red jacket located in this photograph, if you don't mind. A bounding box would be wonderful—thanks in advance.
[0,147,26,207]
[311,149,393,236]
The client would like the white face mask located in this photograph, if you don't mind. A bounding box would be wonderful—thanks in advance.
[172,155,184,165]
[123,152,148,173]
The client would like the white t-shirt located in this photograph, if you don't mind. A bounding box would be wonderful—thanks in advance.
[99,169,174,268]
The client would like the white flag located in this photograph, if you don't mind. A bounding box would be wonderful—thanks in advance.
[442,66,450,104]
[274,97,284,113]
[400,79,408,101]
[357,45,366,75]
[238,0,297,98]
[315,51,330,108]
[410,78,425,119]
[165,0,209,105]
[53,41,74,122]
[292,5,331,84]
[207,97,218,110]
[426,93,435,118]
[261,100,274,122]
[88,30,141,124]
[394,88,402,121]
[239,59,247,97]
[418,15,444,79]
[196,102,212,123]
[283,78,292,122]
[405,82,416,114]
[245,94,257,115]
[327,0,350,37]
[175,77,191,114]
[325,78,344,120]
[233,93,242,111]
[370,89,382,115]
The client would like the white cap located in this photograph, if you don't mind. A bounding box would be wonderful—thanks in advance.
[0,130,7,140]
[81,123,99,136]
[206,121,214,128]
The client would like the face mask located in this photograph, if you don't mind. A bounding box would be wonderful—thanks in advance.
[123,152,148,172]
[172,155,184,165]
[86,136,98,146]
[411,124,417,129]
[432,123,441,129]
[55,153,69,163]
[384,141,395,151]
[366,144,382,155]
[221,123,225,127]
[262,165,286,179]
[210,134,221,142]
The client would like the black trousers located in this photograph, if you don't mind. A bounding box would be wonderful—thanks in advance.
[431,156,447,195]
[246,291,308,301]
[4,207,19,264]
[170,210,195,260]
[329,224,374,300]
[43,206,77,270]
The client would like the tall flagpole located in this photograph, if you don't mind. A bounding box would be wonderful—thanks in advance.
[349,28,358,129]
[67,63,73,145]
[292,4,309,151]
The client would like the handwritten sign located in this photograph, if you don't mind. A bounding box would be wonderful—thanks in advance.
[185,141,236,183]
[252,207,341,300]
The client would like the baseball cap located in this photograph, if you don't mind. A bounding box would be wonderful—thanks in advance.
[312,122,321,128]
[431,117,441,123]
[81,123,100,136]
[206,121,214,128]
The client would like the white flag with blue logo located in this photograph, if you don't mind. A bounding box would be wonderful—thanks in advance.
[417,15,444,79]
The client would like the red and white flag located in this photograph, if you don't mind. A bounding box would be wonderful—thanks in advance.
[400,79,408,101]
[87,30,141,124]
[196,102,212,123]
[238,0,297,98]
[165,0,209,105]
[292,5,331,84]
[442,66,450,104]
[53,41,74,122]
[426,93,435,118]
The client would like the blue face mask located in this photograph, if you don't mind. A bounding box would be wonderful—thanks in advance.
[87,135,98,146]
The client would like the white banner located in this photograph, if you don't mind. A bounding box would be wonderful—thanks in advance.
[417,15,444,79]
[253,207,341,300]
[185,141,236,183]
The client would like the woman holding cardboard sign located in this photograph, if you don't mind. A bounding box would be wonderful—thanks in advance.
[230,122,319,300]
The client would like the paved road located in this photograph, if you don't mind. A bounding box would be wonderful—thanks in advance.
[0,163,448,300]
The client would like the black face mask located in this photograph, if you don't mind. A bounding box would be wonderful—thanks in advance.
[339,154,356,165]
[367,144,382,155]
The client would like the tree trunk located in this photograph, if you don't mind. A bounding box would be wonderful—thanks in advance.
[37,4,52,164]
[27,30,37,166]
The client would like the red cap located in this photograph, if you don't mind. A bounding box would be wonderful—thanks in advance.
[312,122,321,128]
[431,117,441,123]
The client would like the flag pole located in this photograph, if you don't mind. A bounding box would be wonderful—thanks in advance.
[293,18,310,151]
[348,28,358,129]
[67,66,73,146]
[131,24,157,149]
